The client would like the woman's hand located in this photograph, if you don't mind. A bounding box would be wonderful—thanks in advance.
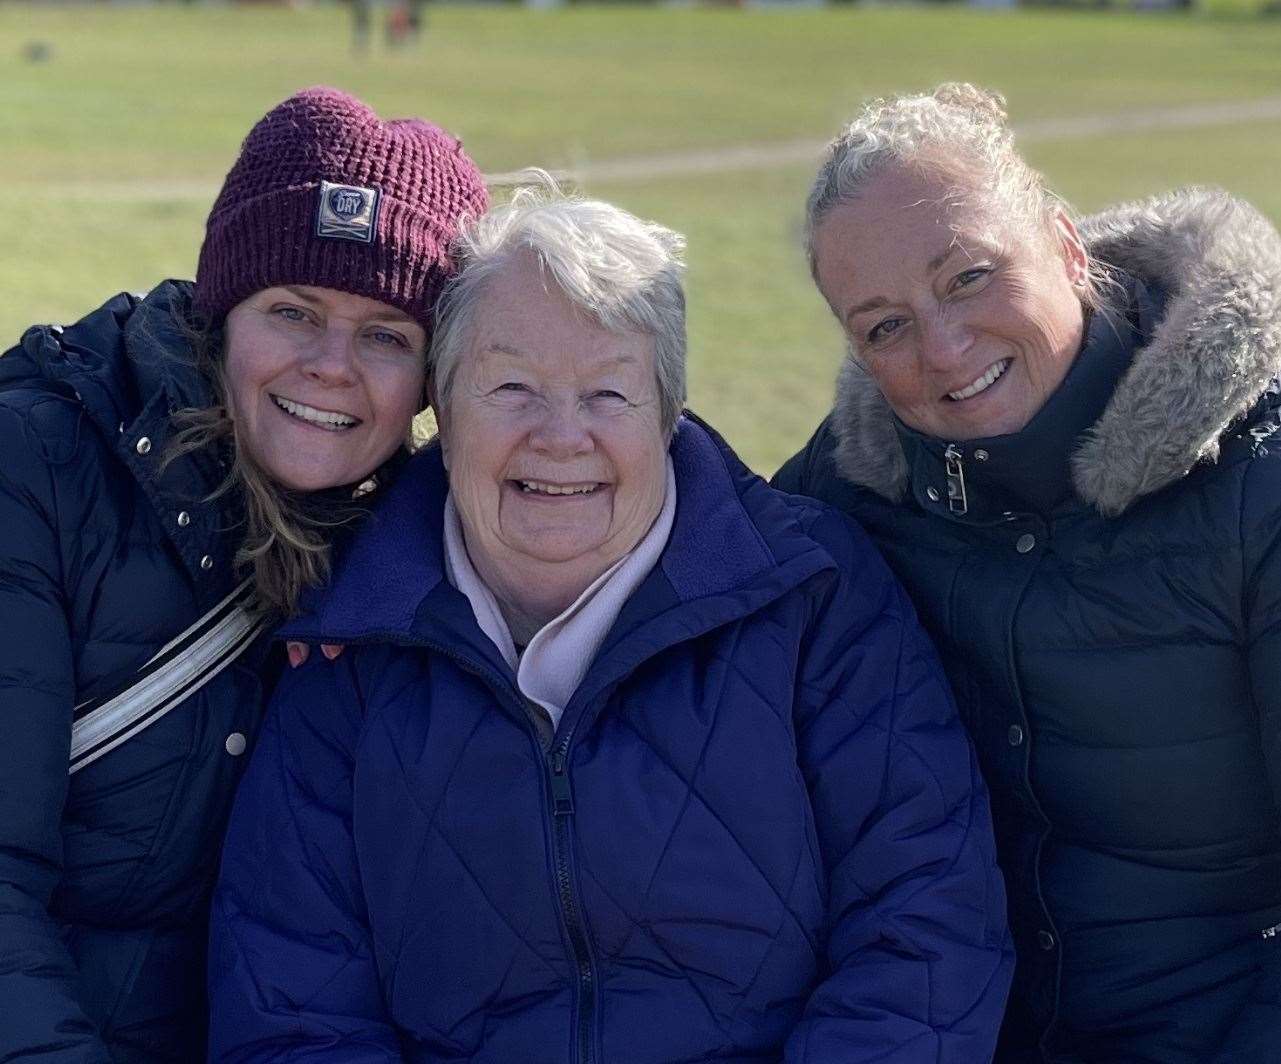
[286,642,344,667]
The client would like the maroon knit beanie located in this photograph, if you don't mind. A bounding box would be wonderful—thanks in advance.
[193,87,488,333]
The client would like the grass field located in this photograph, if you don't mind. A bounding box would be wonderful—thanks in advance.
[4,2,1281,471]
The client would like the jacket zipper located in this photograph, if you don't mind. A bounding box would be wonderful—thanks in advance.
[943,444,969,515]
[547,729,596,1064]
[325,632,598,1063]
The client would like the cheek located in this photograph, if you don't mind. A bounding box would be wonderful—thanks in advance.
[442,407,515,505]
[368,367,425,435]
[865,358,929,413]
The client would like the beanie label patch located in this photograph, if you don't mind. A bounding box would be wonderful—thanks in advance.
[316,181,381,244]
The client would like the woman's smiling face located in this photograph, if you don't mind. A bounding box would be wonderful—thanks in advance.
[812,165,1089,441]
[435,255,668,607]
[223,285,426,491]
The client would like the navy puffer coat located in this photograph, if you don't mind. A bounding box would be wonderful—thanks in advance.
[209,418,1014,1063]
[0,284,272,1062]
[774,190,1281,1062]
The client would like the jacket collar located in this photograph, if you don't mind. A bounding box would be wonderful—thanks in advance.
[830,188,1281,517]
[3,283,236,593]
[895,286,1147,522]
[281,415,834,662]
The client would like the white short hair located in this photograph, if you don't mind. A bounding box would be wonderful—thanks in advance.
[431,179,688,435]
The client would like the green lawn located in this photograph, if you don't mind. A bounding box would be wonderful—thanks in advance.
[4,2,1281,470]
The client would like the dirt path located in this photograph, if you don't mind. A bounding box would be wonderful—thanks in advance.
[46,95,1281,201]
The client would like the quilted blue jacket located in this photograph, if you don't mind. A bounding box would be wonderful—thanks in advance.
[209,417,1013,1063]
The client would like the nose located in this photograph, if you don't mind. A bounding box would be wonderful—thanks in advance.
[527,396,594,458]
[919,313,974,371]
[302,327,359,387]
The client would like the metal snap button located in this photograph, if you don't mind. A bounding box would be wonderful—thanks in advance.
[177,511,191,528]
[1008,725,1025,747]
[1016,533,1036,554]
[1038,930,1056,951]
[200,555,213,571]
[224,732,247,757]
[974,449,989,461]
[135,436,152,455]
[926,486,941,502]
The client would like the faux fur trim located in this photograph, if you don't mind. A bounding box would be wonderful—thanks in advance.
[830,188,1281,516]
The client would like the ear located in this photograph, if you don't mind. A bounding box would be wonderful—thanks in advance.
[1052,209,1090,288]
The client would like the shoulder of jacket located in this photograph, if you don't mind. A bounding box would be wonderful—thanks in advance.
[776,490,902,604]
[0,385,94,468]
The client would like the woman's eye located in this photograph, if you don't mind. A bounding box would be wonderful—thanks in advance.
[591,390,627,403]
[369,329,409,349]
[274,306,308,323]
[495,382,530,394]
[951,266,992,291]
[867,317,907,345]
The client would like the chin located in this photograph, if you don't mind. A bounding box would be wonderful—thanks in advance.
[260,463,352,494]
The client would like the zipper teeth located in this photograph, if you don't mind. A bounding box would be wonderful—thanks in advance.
[550,728,595,1064]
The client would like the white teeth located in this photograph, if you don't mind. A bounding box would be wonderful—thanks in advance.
[518,479,599,496]
[948,360,1011,402]
[272,395,358,430]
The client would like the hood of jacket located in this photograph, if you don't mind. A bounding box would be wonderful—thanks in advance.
[0,281,212,438]
[829,187,1281,516]
[0,282,237,590]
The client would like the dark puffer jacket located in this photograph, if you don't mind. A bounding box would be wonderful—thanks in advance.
[209,418,1014,1063]
[0,284,272,1062]
[774,189,1281,1063]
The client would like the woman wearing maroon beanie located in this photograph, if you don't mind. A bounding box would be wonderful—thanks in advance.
[0,87,487,1062]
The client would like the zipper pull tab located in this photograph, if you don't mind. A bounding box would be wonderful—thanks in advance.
[944,444,968,516]
[549,752,575,816]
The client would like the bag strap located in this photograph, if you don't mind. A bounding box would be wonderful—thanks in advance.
[69,579,270,775]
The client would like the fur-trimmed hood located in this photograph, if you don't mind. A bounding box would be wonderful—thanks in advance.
[830,188,1281,516]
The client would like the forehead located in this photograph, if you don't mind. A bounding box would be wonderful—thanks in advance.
[466,258,656,377]
[815,168,1009,282]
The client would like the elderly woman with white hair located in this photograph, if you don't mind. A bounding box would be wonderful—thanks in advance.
[208,190,1014,1062]
[775,84,1281,1062]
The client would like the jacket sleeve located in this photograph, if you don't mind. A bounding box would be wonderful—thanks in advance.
[0,402,114,1063]
[209,649,404,1063]
[1243,452,1281,848]
[1222,450,1281,1056]
[784,507,1014,1063]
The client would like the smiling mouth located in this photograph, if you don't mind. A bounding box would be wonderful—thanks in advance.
[946,359,1011,402]
[271,394,361,431]
[513,479,603,496]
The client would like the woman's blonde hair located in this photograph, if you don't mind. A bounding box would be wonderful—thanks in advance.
[806,82,1110,308]
[161,300,395,617]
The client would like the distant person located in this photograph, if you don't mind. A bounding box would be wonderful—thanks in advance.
[350,0,373,52]
[209,189,1014,1062]
[0,87,486,1062]
[775,82,1281,1062]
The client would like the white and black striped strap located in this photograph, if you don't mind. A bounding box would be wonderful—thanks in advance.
[69,579,269,775]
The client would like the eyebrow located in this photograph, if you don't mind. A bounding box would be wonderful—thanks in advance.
[843,243,971,321]
[479,343,641,369]
[279,285,416,324]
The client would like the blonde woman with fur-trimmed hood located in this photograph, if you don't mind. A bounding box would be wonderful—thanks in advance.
[775,83,1281,1063]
